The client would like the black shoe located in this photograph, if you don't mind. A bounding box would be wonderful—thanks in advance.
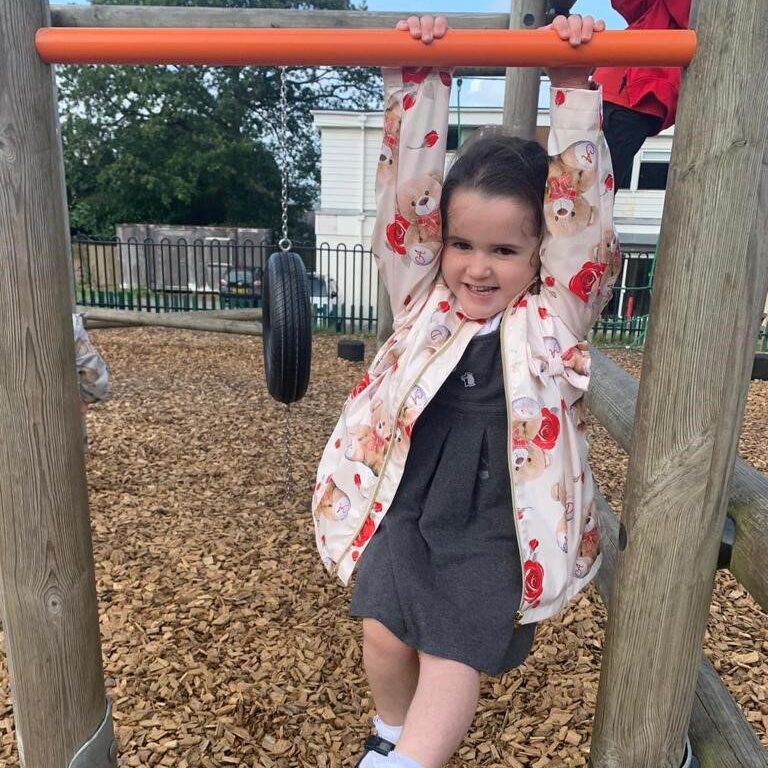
[355,735,396,766]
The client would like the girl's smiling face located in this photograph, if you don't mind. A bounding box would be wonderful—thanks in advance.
[441,189,541,320]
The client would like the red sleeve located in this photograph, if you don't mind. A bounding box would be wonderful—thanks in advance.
[612,0,691,27]
[610,0,654,24]
[661,0,691,28]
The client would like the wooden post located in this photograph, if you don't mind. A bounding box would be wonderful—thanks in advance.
[0,2,110,765]
[587,349,768,616]
[590,1,768,766]
[592,490,768,768]
[78,305,263,335]
[502,0,547,137]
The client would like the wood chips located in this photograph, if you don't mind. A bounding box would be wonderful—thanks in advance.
[0,332,765,767]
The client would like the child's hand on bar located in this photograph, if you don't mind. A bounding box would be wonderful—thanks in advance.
[395,15,448,44]
[547,14,605,89]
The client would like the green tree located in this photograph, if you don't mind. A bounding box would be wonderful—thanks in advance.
[59,0,380,239]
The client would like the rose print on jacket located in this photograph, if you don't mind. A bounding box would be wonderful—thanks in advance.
[523,538,544,608]
[348,372,371,401]
[353,514,376,547]
[402,67,451,87]
[532,407,560,451]
[408,130,440,150]
[385,213,410,257]
[569,260,607,304]
[401,67,451,105]
[510,400,561,481]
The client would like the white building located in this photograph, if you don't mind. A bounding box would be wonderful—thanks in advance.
[312,96,672,324]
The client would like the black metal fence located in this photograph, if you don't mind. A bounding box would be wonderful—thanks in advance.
[73,236,768,349]
[72,236,377,333]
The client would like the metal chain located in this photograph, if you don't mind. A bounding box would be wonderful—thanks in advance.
[278,67,292,497]
[278,66,291,253]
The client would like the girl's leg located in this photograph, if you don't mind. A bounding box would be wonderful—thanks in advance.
[362,618,420,725]
[395,652,480,768]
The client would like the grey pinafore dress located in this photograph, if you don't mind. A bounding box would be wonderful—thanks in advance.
[350,329,536,676]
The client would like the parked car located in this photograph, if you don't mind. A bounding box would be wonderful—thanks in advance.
[306,273,338,316]
[219,266,262,307]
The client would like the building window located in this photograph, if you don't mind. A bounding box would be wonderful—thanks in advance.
[447,126,480,151]
[447,126,460,151]
[637,161,670,190]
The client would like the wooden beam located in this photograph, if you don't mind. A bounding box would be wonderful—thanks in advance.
[77,306,263,336]
[49,6,512,29]
[44,7,511,76]
[589,0,768,765]
[587,348,768,615]
[593,493,768,768]
[0,2,110,765]
[502,0,547,139]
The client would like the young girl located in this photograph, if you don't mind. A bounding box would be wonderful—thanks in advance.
[312,13,618,768]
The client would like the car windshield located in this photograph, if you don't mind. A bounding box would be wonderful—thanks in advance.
[227,269,255,282]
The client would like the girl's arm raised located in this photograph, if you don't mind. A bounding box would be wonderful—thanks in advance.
[538,16,620,340]
[372,17,451,316]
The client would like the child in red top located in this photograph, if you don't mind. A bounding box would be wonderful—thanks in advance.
[592,0,691,188]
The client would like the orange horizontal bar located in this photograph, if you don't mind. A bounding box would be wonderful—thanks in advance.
[35,28,696,68]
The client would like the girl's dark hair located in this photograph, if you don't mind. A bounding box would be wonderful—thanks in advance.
[440,129,549,237]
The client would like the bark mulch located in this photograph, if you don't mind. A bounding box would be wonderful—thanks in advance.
[0,333,765,767]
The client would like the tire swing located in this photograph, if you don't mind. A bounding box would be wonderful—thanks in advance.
[262,66,312,404]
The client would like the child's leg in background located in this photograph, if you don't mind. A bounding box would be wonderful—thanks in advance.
[395,653,480,768]
[601,102,663,190]
[363,619,419,725]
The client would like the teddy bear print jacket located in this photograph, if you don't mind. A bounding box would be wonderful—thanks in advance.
[72,313,110,405]
[312,68,620,625]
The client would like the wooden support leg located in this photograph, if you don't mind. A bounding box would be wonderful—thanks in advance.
[589,1,768,765]
[0,2,110,765]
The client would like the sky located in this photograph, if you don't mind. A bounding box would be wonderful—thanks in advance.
[60,0,626,107]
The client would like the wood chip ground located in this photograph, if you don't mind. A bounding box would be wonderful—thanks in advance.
[0,332,765,767]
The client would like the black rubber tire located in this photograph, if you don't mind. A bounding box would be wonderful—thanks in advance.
[262,251,312,403]
[337,339,365,362]
[752,352,768,381]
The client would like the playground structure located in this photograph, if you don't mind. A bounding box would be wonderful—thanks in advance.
[0,1,766,767]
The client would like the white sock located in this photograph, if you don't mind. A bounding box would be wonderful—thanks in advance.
[373,714,403,744]
[359,751,424,768]
[358,752,388,767]
[389,752,424,768]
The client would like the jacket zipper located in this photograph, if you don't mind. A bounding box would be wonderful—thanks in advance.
[500,306,527,625]
[333,317,468,573]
